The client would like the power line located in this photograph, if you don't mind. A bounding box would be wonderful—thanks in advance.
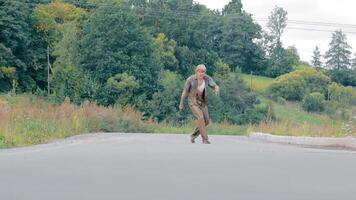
[20,1,356,34]
[139,13,356,34]
[254,17,356,29]
[285,27,356,35]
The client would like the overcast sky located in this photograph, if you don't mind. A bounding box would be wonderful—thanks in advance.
[194,0,356,62]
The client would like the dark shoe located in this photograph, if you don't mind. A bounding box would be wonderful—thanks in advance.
[190,135,196,143]
[202,139,211,144]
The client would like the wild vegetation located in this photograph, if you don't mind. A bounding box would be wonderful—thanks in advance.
[0,0,355,148]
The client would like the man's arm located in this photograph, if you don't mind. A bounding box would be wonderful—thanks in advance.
[179,77,191,111]
[206,75,219,96]
[213,85,220,96]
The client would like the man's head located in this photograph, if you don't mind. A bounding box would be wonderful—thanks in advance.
[195,64,206,79]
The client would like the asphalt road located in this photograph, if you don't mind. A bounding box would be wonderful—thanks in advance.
[1,133,355,200]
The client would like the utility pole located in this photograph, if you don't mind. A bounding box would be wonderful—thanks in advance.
[47,46,52,95]
[250,71,253,91]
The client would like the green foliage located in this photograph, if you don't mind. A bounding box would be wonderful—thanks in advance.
[214,59,231,77]
[0,67,16,91]
[265,46,298,77]
[269,73,306,101]
[106,73,139,106]
[153,33,178,71]
[240,73,274,93]
[267,6,288,42]
[302,92,326,112]
[294,68,331,94]
[352,53,356,69]
[325,30,352,70]
[208,73,269,124]
[147,71,188,124]
[327,69,356,87]
[50,66,96,105]
[77,3,161,105]
[263,7,298,77]
[268,68,331,101]
[217,12,266,74]
[0,0,39,92]
[328,82,356,107]
[222,0,243,15]
[33,2,86,42]
[311,46,322,68]
[52,21,80,69]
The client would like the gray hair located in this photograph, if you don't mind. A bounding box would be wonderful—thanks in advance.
[195,64,206,72]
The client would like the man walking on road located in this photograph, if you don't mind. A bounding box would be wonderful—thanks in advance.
[179,64,220,144]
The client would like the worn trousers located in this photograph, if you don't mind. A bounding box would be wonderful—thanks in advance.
[189,101,210,140]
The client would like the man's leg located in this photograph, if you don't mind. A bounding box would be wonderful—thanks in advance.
[197,118,208,143]
[189,104,206,143]
[201,105,210,143]
[191,127,200,143]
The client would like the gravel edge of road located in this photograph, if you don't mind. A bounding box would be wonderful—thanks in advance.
[249,132,356,151]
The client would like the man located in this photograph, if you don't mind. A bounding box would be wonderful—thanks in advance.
[179,64,220,144]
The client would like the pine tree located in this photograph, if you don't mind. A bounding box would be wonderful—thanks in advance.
[311,46,322,68]
[351,53,356,70]
[324,30,352,70]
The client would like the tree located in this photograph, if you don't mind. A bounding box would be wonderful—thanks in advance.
[0,0,42,92]
[222,0,243,15]
[265,6,287,59]
[76,3,161,106]
[311,46,322,68]
[106,73,139,106]
[153,33,178,71]
[351,53,356,70]
[285,45,300,66]
[264,6,293,77]
[324,30,352,70]
[217,4,265,74]
[34,2,86,44]
[267,6,287,49]
[147,71,188,123]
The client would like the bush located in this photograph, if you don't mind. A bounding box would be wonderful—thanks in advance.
[302,92,326,112]
[328,82,356,107]
[268,73,306,101]
[147,71,189,124]
[51,66,98,105]
[268,68,330,101]
[209,73,270,125]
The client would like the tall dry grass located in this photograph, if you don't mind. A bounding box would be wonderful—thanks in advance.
[249,119,355,138]
[0,95,154,148]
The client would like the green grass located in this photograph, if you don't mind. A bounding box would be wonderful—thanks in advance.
[273,101,342,127]
[253,98,354,137]
[240,73,274,93]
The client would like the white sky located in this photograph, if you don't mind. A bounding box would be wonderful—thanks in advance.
[194,0,356,63]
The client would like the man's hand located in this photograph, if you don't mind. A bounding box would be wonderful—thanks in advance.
[179,103,184,112]
[214,86,220,96]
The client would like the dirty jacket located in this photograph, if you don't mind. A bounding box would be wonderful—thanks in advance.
[182,74,217,106]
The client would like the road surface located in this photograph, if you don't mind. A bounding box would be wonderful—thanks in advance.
[1,133,355,200]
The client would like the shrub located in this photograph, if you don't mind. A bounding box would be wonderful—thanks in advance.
[302,92,326,112]
[268,68,330,101]
[268,73,306,101]
[328,82,356,107]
